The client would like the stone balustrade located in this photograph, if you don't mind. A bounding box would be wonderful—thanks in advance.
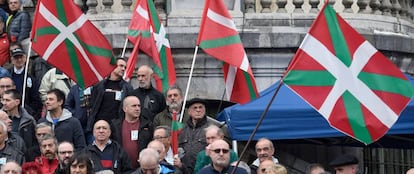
[81,0,413,20]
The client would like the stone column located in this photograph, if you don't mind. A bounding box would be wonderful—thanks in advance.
[102,0,113,12]
[86,0,98,14]
[121,0,132,12]
[244,0,255,13]
[261,0,272,13]
[292,0,304,13]
[357,0,370,13]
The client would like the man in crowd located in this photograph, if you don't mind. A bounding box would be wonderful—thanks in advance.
[128,65,166,120]
[35,134,59,174]
[250,138,279,174]
[147,140,180,173]
[112,96,153,169]
[306,163,328,174]
[134,148,161,174]
[194,125,238,173]
[1,161,21,174]
[1,89,36,149]
[0,110,25,155]
[86,120,133,173]
[0,120,24,165]
[26,122,53,162]
[89,58,132,130]
[198,140,247,174]
[178,98,210,173]
[153,85,188,127]
[329,154,359,174]
[38,89,86,150]
[7,47,42,119]
[55,141,75,174]
[153,126,174,165]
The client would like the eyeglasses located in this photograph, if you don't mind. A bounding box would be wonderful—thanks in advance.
[211,148,229,154]
[58,151,74,155]
[153,136,168,140]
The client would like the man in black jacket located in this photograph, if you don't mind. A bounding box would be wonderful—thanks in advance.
[1,89,37,149]
[88,58,132,136]
[86,120,133,174]
[127,65,166,121]
[111,95,153,169]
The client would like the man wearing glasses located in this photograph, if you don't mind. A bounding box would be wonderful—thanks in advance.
[250,138,279,174]
[198,140,247,174]
[55,141,74,174]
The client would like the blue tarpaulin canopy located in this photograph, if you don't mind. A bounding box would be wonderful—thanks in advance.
[217,76,414,143]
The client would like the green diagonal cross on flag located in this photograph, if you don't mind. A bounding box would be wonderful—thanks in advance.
[283,3,414,144]
[31,0,116,88]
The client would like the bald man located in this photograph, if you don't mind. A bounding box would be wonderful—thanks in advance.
[85,120,133,173]
[112,95,153,169]
[127,65,166,120]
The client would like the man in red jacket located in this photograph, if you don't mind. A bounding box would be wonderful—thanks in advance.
[35,134,59,174]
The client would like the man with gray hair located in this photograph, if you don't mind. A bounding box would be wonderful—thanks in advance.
[0,161,21,174]
[0,120,24,165]
[35,134,59,174]
[250,138,279,174]
[153,85,189,128]
[133,148,160,174]
[128,65,166,120]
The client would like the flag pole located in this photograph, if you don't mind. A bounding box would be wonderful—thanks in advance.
[230,77,285,174]
[180,46,199,122]
[121,38,129,58]
[21,42,33,107]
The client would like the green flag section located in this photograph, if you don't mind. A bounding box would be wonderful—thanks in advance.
[198,0,259,104]
[126,0,176,93]
[31,0,116,88]
[283,3,414,144]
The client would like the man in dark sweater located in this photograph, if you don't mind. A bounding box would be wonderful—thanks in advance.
[127,65,166,121]
[89,58,132,132]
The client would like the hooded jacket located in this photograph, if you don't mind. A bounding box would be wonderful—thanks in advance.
[38,109,86,150]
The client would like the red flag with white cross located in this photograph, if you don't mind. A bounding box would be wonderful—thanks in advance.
[197,0,259,104]
[283,3,414,144]
[31,0,116,88]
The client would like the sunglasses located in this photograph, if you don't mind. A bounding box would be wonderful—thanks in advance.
[212,148,230,154]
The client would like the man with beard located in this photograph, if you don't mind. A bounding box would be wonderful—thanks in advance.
[198,140,247,174]
[128,65,166,121]
[35,134,59,174]
[153,85,189,128]
[249,138,279,174]
[54,142,74,174]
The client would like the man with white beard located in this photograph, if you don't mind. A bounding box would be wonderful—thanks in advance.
[197,140,247,174]
[127,65,166,121]
[153,85,189,127]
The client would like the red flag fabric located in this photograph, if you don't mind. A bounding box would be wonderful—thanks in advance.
[31,0,116,88]
[197,0,259,104]
[124,36,141,81]
[283,3,414,144]
[127,0,176,93]
[171,111,183,155]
